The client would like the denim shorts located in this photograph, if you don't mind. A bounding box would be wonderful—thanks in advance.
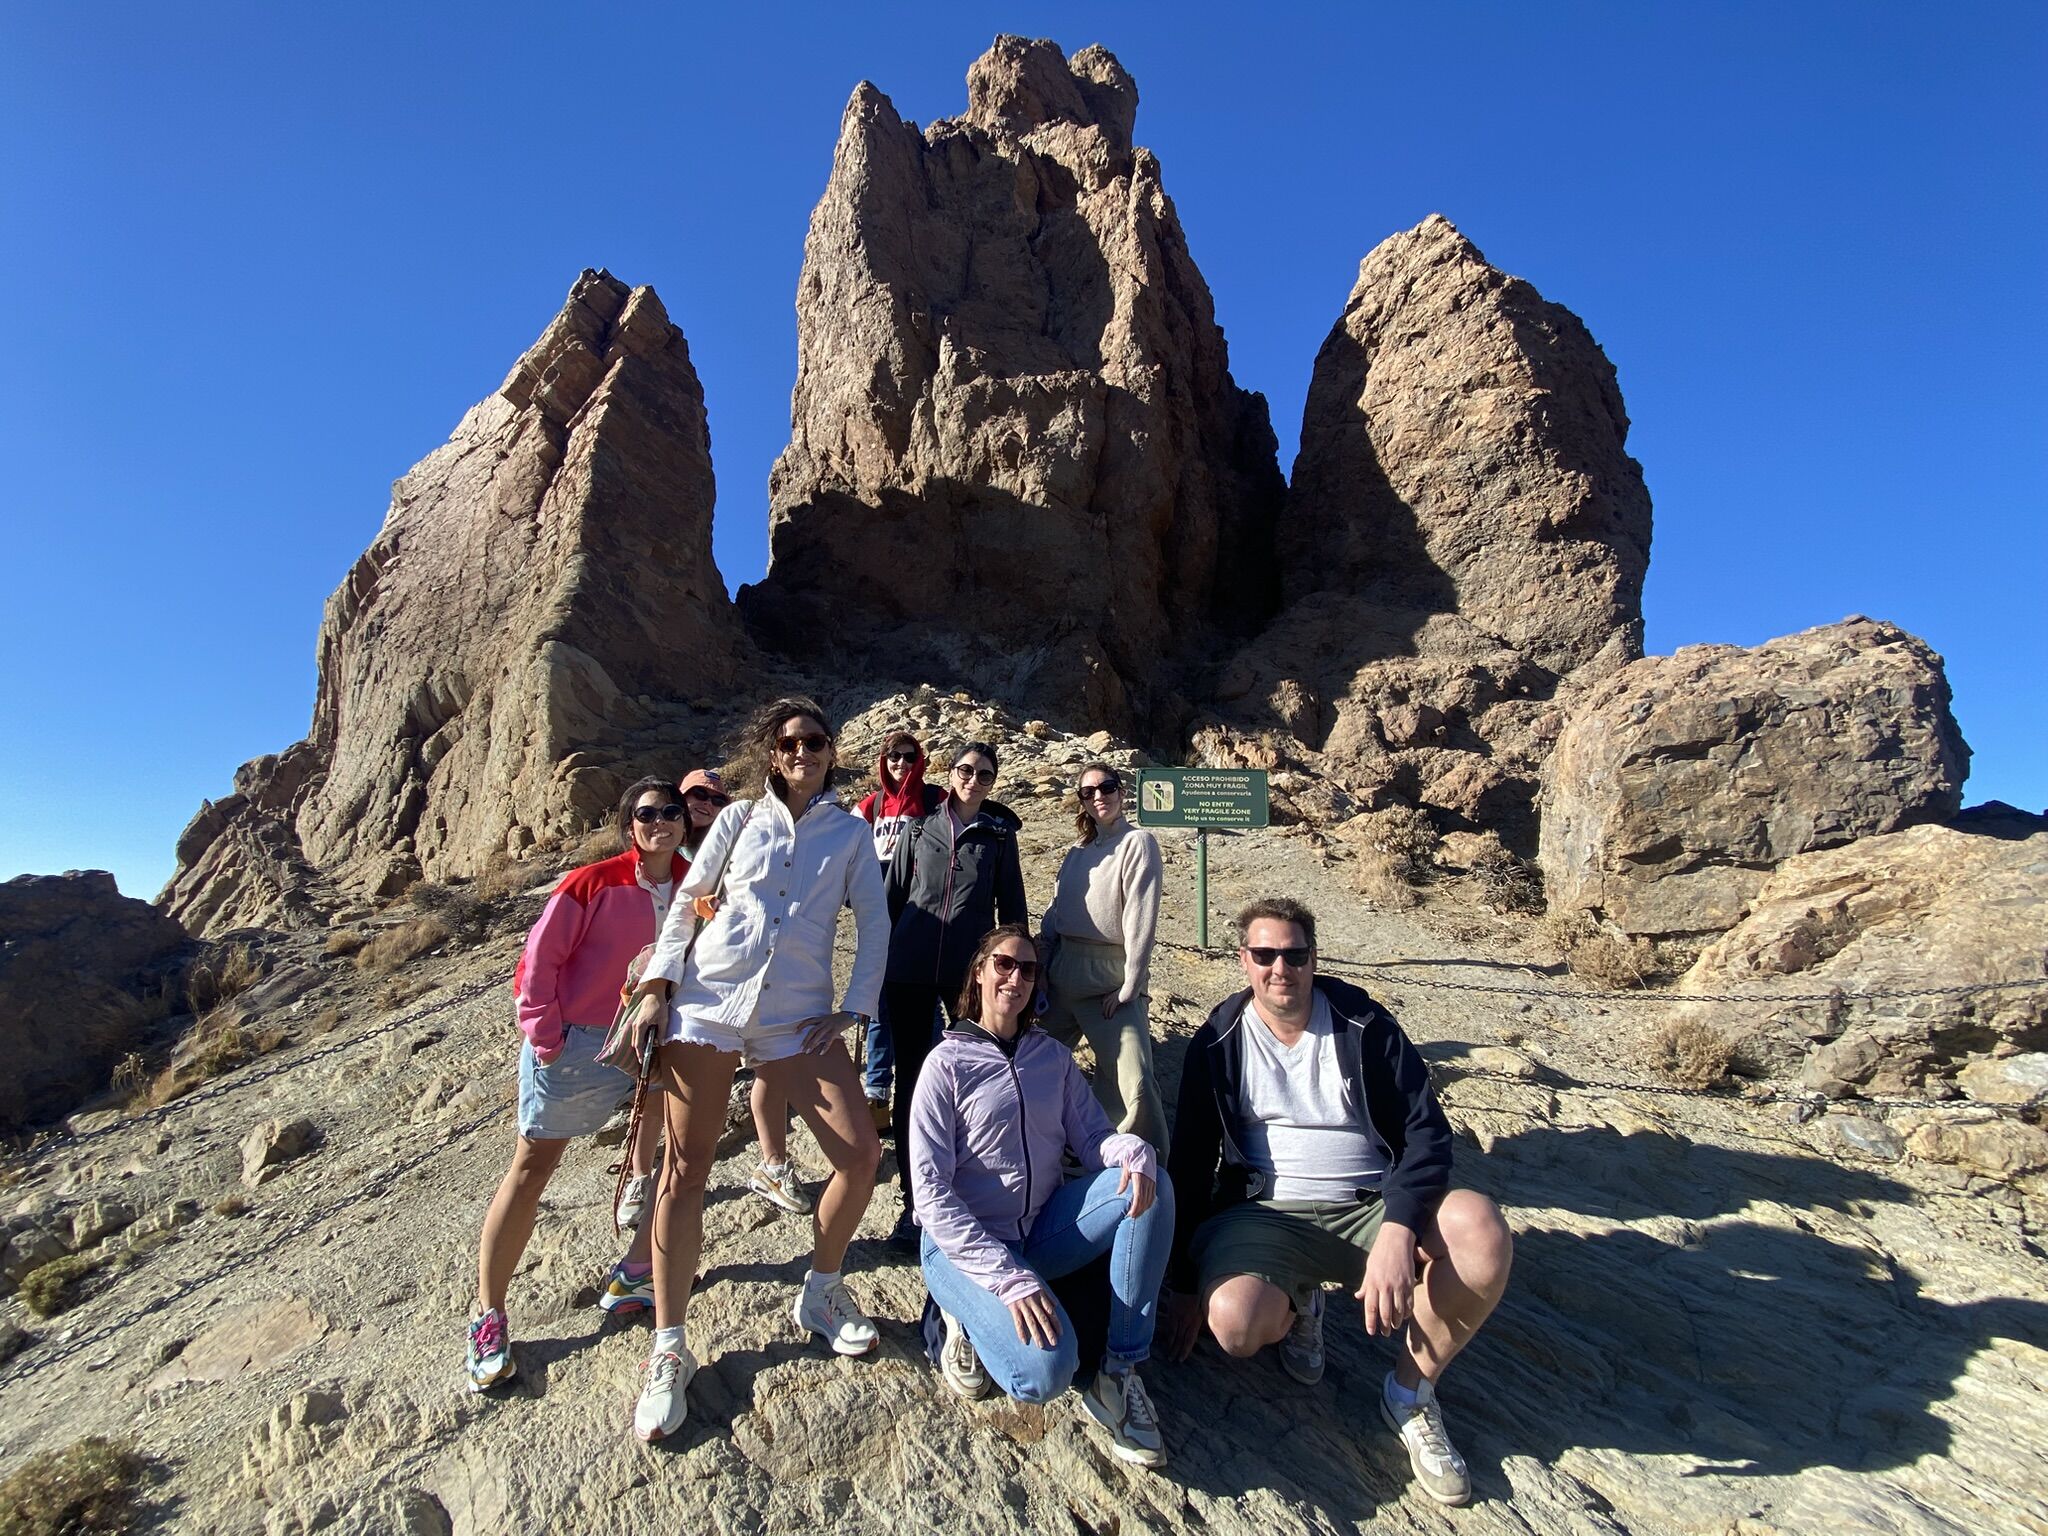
[516,1024,632,1140]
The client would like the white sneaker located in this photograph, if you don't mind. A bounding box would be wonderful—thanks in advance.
[938,1309,990,1399]
[1080,1366,1167,1467]
[748,1160,813,1215]
[1379,1374,1471,1506]
[792,1275,879,1356]
[1280,1287,1325,1385]
[633,1346,696,1442]
[616,1174,654,1230]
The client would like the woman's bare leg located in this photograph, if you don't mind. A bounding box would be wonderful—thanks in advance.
[477,1134,569,1314]
[649,1040,740,1330]
[751,1076,789,1166]
[630,1086,663,1177]
[756,1040,881,1273]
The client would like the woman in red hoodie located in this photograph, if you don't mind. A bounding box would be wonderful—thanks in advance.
[464,776,685,1393]
[852,732,943,1125]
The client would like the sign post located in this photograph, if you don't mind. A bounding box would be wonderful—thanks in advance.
[1132,768,1270,952]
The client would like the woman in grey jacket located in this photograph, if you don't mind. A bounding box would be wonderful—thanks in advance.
[881,741,1028,1244]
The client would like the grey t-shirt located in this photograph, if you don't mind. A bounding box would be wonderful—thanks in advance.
[1238,993,1387,1202]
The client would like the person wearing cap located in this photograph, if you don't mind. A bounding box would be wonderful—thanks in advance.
[854,732,944,1130]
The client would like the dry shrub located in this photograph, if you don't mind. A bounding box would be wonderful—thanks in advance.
[1362,805,1439,883]
[305,1005,343,1037]
[573,827,620,867]
[1350,850,1420,911]
[1540,911,1655,990]
[1656,1017,1735,1088]
[135,1008,288,1109]
[471,860,535,903]
[408,882,487,940]
[185,942,262,1012]
[354,915,453,975]
[1467,843,1545,915]
[323,928,369,959]
[212,1192,249,1218]
[108,1052,146,1096]
[376,976,436,1011]
[0,1436,148,1536]
[19,1252,107,1318]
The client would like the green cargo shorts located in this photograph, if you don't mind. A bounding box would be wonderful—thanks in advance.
[1189,1194,1386,1313]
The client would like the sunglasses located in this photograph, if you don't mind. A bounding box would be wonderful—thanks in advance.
[777,732,831,756]
[683,787,730,808]
[1243,945,1313,968]
[632,804,687,824]
[953,764,996,785]
[1077,781,1122,799]
[886,751,918,765]
[986,952,1039,982]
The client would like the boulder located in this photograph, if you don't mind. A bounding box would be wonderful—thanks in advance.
[163,271,743,935]
[1673,805,2047,1102]
[1540,618,1969,936]
[1906,1114,2048,1181]
[243,1117,319,1186]
[0,870,190,1131]
[738,36,1285,731]
[1202,215,1651,846]
[69,1195,138,1249]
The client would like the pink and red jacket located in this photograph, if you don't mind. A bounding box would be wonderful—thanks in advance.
[513,848,676,1057]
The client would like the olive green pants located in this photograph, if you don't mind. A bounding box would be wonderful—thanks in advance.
[1043,937,1170,1156]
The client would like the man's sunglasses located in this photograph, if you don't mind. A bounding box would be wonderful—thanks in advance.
[632,804,687,824]
[1077,780,1122,799]
[777,732,831,755]
[683,787,730,808]
[987,953,1039,982]
[953,764,996,785]
[1244,945,1313,968]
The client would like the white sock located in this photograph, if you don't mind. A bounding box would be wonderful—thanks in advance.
[762,1158,789,1177]
[652,1325,686,1357]
[1384,1373,1423,1409]
[804,1268,837,1294]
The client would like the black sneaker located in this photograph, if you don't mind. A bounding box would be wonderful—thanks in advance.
[888,1205,920,1251]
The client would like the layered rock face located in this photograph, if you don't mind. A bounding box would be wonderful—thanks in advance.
[1672,804,2046,1109]
[1200,216,1651,839]
[0,872,189,1129]
[1540,617,1969,936]
[165,272,741,935]
[739,36,1285,730]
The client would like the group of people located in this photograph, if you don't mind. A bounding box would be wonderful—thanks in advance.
[463,696,1512,1504]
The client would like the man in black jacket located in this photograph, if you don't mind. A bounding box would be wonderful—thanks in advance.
[1160,897,1512,1507]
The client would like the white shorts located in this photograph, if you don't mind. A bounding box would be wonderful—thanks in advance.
[666,1004,817,1067]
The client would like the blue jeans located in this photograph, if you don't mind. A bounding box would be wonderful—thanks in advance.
[920,1164,1175,1403]
[862,1006,894,1100]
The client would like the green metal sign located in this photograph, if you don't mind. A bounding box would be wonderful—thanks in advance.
[1133,769,1270,829]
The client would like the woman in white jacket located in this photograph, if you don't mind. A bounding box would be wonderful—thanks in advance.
[621,697,889,1442]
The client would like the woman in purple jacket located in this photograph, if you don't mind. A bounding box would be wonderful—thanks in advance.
[908,922,1175,1468]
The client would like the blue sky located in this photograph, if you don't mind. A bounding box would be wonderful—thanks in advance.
[3,3,2042,901]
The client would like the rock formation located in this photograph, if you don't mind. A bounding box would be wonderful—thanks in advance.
[0,871,189,1130]
[1197,215,1651,841]
[738,36,1285,732]
[1539,617,1969,936]
[164,271,742,936]
[1673,802,2046,1102]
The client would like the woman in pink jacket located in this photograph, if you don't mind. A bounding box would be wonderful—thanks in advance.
[464,776,685,1392]
[909,922,1175,1469]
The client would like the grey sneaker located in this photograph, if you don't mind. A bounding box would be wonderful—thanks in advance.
[792,1275,879,1355]
[1380,1374,1471,1506]
[615,1173,654,1230]
[464,1307,515,1392]
[748,1160,813,1215]
[633,1345,696,1442]
[1080,1366,1167,1467]
[938,1308,991,1399]
[1279,1287,1325,1385]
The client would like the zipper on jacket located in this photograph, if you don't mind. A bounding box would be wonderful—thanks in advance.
[1003,1047,1032,1241]
[933,811,960,985]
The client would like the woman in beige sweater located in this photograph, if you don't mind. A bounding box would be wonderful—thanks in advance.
[1037,763,1168,1152]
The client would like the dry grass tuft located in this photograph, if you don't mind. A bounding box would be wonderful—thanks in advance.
[1349,851,1421,911]
[353,915,453,975]
[0,1436,149,1536]
[1655,1017,1736,1089]
[305,1004,343,1037]
[574,827,621,867]
[376,976,436,1011]
[471,860,536,904]
[18,1252,108,1318]
[211,1192,249,1218]
[408,882,487,940]
[185,942,262,1012]
[1540,911,1656,990]
[133,1007,289,1110]
[322,928,370,959]
[108,1052,147,1097]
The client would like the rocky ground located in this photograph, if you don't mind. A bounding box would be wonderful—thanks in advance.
[4,743,2044,1535]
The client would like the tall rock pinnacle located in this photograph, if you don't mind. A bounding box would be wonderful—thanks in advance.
[163,271,741,934]
[1201,216,1653,844]
[739,36,1285,731]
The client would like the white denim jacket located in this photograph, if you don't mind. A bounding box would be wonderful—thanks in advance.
[644,787,887,1034]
